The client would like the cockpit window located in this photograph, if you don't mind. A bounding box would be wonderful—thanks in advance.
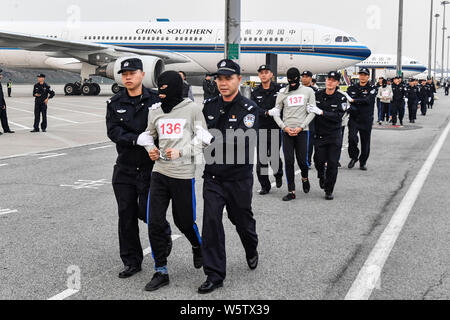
[349,37,357,42]
[343,36,350,42]
[335,36,343,42]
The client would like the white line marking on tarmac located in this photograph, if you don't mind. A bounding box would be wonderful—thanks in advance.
[0,164,8,167]
[0,208,18,216]
[8,106,79,124]
[48,234,183,300]
[89,145,114,151]
[60,179,111,189]
[8,121,31,130]
[345,120,450,300]
[38,153,67,160]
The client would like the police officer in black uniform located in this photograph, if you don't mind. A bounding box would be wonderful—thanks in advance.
[301,70,318,168]
[391,76,405,126]
[199,59,259,294]
[0,70,14,135]
[251,64,284,194]
[346,68,378,171]
[30,74,55,133]
[427,77,436,109]
[419,79,429,116]
[405,78,419,123]
[106,58,169,279]
[310,71,347,200]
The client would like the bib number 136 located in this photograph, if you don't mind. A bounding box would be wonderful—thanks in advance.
[158,119,186,139]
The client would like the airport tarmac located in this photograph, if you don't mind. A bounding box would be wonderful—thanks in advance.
[0,85,449,300]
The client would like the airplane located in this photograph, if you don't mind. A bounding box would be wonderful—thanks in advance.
[0,20,371,96]
[354,53,427,79]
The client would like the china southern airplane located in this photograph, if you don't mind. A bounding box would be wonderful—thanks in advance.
[0,20,371,95]
[356,53,427,79]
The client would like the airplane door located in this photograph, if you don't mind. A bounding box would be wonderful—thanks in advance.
[301,30,314,52]
[215,28,224,52]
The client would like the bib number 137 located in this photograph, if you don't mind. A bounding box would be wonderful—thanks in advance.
[287,95,305,107]
[158,119,186,139]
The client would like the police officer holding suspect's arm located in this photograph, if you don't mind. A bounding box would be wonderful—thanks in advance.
[301,70,318,168]
[106,58,164,279]
[31,74,55,133]
[138,71,213,292]
[199,59,259,294]
[310,72,346,201]
[269,67,316,201]
[0,71,14,135]
[345,68,377,171]
[250,64,284,195]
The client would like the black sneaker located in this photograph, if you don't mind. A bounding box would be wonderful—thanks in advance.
[282,192,296,202]
[145,272,170,292]
[302,179,310,194]
[337,162,341,168]
[192,246,203,269]
[259,189,270,195]
[275,176,283,188]
[325,193,334,201]
[360,164,368,171]
[247,252,259,270]
[30,129,39,133]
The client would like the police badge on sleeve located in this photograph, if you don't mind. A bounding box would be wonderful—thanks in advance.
[243,114,256,128]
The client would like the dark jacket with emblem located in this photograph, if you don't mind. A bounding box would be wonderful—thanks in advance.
[405,85,419,102]
[250,82,284,129]
[33,82,55,104]
[203,93,259,180]
[391,83,405,102]
[106,86,160,168]
[314,89,346,138]
[346,83,378,126]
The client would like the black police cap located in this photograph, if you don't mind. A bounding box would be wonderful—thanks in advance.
[118,58,143,74]
[359,68,370,75]
[301,71,313,77]
[258,65,272,72]
[37,74,46,78]
[215,59,241,76]
[327,71,341,81]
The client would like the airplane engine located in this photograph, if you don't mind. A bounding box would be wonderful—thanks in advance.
[97,56,165,89]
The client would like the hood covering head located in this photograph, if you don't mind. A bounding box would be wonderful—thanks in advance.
[157,71,184,113]
[287,68,301,91]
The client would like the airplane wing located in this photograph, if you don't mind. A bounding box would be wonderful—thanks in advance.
[0,30,191,64]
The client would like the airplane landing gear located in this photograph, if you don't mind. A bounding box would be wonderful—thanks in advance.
[112,83,123,94]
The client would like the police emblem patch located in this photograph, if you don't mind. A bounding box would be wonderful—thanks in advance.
[243,114,255,128]
[117,109,127,114]
[220,61,227,67]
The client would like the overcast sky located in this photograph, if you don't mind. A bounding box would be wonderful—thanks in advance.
[0,0,445,68]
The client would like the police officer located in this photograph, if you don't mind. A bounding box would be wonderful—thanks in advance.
[106,58,166,279]
[427,77,436,109]
[270,67,316,201]
[7,79,12,97]
[445,81,449,96]
[179,71,194,101]
[346,68,378,171]
[301,70,318,168]
[139,71,211,292]
[202,74,219,100]
[391,76,405,126]
[310,71,347,200]
[30,74,55,133]
[0,71,14,135]
[419,79,429,116]
[405,78,419,123]
[199,59,259,294]
[251,64,284,194]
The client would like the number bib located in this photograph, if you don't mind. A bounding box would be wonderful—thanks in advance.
[287,95,305,107]
[382,91,390,97]
[158,119,186,139]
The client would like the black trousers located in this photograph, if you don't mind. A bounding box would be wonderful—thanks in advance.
[256,129,283,191]
[380,103,390,122]
[420,102,427,116]
[376,98,381,122]
[348,120,372,166]
[283,131,309,192]
[148,172,201,268]
[390,100,404,125]
[407,100,418,121]
[34,102,47,131]
[338,126,345,160]
[202,175,258,283]
[308,121,315,166]
[445,88,449,96]
[429,95,434,109]
[7,88,11,97]
[112,164,156,268]
[0,107,11,132]
[314,135,342,194]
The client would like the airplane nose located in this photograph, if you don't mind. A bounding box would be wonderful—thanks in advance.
[360,45,372,60]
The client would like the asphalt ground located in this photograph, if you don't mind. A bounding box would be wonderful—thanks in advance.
[0,85,448,300]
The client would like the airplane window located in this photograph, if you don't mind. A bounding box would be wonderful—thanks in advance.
[269,37,273,41]
[190,37,193,41]
[349,37,357,42]
[264,38,267,41]
[102,36,105,40]
[156,37,159,40]
[119,36,122,40]
[194,37,198,41]
[259,37,263,41]
[185,37,188,40]
[335,36,343,42]
[280,37,284,41]
[166,37,169,40]
[275,37,278,41]
[199,37,202,41]
[343,37,349,42]
[175,37,178,41]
